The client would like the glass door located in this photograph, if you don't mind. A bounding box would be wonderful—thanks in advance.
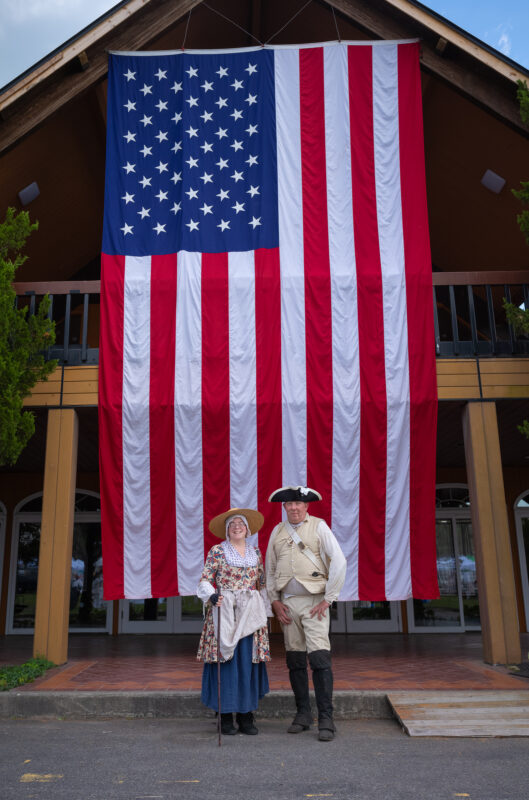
[120,597,174,632]
[7,503,111,634]
[331,601,400,632]
[345,601,400,632]
[407,515,480,632]
[455,519,480,629]
[175,596,204,633]
[120,596,204,633]
[0,503,5,601]
[514,501,529,628]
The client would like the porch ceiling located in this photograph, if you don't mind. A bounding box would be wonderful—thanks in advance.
[2,398,529,475]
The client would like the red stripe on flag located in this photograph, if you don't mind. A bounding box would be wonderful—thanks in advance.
[348,46,387,600]
[202,252,230,554]
[99,253,125,600]
[149,254,178,597]
[299,47,334,526]
[255,248,282,554]
[398,43,439,599]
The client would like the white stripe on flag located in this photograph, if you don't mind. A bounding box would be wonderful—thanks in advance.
[324,45,361,601]
[229,250,258,510]
[174,251,204,595]
[275,48,307,488]
[372,45,412,599]
[122,255,151,598]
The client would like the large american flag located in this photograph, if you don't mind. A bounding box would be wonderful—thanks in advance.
[100,41,439,601]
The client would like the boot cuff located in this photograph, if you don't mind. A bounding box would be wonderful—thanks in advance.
[308,649,332,670]
[286,650,308,670]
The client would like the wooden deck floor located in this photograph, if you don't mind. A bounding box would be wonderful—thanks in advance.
[388,691,529,737]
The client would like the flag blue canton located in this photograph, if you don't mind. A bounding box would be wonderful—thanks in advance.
[102,49,278,256]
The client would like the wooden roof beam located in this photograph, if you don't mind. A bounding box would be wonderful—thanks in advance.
[328,0,529,136]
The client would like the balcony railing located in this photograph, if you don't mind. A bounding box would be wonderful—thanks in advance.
[433,271,529,357]
[13,271,529,364]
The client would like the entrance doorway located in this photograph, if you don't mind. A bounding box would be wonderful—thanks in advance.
[119,596,203,633]
[407,486,480,632]
[331,601,400,632]
[514,491,529,630]
[6,491,111,634]
[0,502,5,601]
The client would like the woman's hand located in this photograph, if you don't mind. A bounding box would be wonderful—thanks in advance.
[209,593,224,606]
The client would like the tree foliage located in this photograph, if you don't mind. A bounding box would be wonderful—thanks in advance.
[0,208,57,466]
[512,81,529,248]
[505,81,529,438]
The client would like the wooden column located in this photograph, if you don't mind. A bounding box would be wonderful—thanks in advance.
[462,402,521,664]
[33,408,79,664]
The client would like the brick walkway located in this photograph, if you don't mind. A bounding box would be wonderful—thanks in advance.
[1,633,528,692]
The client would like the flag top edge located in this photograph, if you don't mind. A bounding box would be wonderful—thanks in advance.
[108,39,419,57]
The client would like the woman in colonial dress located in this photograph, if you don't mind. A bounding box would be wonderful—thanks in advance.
[197,507,271,735]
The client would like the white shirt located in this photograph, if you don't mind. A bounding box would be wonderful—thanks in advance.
[266,515,347,605]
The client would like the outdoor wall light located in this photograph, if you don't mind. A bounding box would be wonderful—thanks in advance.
[18,181,40,205]
[481,169,506,194]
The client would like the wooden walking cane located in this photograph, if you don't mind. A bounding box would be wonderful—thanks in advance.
[217,600,222,747]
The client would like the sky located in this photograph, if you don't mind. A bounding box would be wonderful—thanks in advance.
[0,0,528,90]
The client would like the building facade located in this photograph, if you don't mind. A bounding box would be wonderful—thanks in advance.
[0,0,528,664]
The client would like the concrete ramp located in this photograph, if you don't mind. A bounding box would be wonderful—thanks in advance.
[388,691,529,737]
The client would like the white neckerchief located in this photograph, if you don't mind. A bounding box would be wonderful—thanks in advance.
[222,538,258,567]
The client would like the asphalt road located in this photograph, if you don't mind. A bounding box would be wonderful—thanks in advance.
[1,717,528,800]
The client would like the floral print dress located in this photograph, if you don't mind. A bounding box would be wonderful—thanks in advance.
[196,544,271,663]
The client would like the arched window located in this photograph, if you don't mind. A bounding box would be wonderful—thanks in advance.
[514,490,529,631]
[0,501,6,603]
[6,490,110,634]
[436,484,470,509]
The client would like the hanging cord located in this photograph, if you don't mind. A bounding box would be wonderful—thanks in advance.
[181,8,192,50]
[202,2,264,46]
[265,0,313,45]
[331,5,341,42]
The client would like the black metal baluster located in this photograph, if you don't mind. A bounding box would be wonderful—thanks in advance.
[449,284,459,355]
[63,293,72,363]
[504,285,515,353]
[433,286,441,354]
[467,285,479,354]
[27,291,36,316]
[485,285,497,355]
[81,293,89,362]
[47,294,54,359]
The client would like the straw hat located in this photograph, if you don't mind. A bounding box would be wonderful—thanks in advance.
[208,507,264,540]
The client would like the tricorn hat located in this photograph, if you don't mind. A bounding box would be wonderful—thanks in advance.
[268,486,322,503]
[208,507,264,540]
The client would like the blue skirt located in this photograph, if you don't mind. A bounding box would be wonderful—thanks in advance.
[201,634,269,714]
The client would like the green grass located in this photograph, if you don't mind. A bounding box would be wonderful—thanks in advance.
[0,656,55,691]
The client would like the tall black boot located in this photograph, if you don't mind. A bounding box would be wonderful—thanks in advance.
[220,713,237,735]
[309,649,335,742]
[236,711,258,735]
[286,650,313,733]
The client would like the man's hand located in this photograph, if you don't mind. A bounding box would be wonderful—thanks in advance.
[272,600,292,625]
[309,599,330,620]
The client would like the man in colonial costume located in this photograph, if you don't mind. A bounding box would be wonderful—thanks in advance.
[266,486,346,742]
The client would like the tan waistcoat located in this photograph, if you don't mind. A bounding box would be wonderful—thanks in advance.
[272,516,328,595]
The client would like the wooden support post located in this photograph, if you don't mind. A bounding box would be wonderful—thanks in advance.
[462,402,521,664]
[33,408,79,665]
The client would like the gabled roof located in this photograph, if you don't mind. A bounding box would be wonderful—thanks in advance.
[1,0,528,157]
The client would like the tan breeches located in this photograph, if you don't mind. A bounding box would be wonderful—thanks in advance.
[280,593,331,653]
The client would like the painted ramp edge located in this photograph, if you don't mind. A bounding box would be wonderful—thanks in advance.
[387,691,529,737]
